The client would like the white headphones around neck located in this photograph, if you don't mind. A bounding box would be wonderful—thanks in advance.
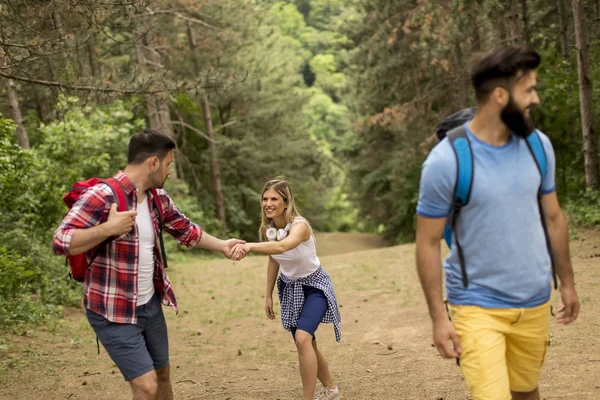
[266,222,291,241]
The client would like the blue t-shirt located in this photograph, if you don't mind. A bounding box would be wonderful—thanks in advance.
[416,123,556,308]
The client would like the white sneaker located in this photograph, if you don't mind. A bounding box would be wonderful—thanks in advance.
[314,386,340,400]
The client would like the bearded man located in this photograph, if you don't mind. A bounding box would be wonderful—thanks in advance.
[415,46,580,400]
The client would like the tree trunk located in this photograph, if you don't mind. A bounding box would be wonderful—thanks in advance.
[87,34,98,77]
[497,8,509,42]
[1,54,29,148]
[558,0,569,58]
[572,0,599,189]
[187,22,227,235]
[186,22,201,78]
[557,0,578,153]
[135,42,161,131]
[174,125,185,181]
[453,40,468,108]
[134,21,178,180]
[596,0,600,37]
[503,0,518,44]
[136,28,174,139]
[521,0,530,44]
[201,98,227,236]
[74,34,85,78]
[470,0,482,52]
[145,34,173,139]
[5,78,29,149]
[33,89,45,123]
[156,100,174,139]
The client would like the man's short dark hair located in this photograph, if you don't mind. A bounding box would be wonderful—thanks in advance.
[470,46,541,103]
[127,129,176,165]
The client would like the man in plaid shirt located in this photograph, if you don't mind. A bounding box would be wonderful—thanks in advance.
[53,130,245,400]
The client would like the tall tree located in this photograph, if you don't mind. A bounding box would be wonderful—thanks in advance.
[201,98,226,235]
[135,41,162,133]
[469,0,482,52]
[4,78,29,149]
[521,0,530,44]
[1,52,29,148]
[186,21,227,235]
[136,26,175,139]
[558,0,570,58]
[572,0,598,189]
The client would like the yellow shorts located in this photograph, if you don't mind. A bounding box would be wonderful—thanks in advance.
[447,300,551,400]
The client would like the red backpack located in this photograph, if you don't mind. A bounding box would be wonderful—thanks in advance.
[62,177,167,282]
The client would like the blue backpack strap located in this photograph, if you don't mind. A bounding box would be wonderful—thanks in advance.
[446,125,473,288]
[447,126,474,207]
[525,131,547,180]
[524,131,558,290]
[442,224,454,248]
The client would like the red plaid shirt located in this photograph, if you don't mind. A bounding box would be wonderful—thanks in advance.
[53,171,202,324]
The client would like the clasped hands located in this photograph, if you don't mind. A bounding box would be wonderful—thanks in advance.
[222,238,250,261]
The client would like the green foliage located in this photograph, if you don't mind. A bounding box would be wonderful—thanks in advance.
[338,0,600,242]
[170,0,359,240]
[0,116,80,329]
[36,97,142,183]
[0,248,40,301]
[268,1,312,43]
[160,179,222,260]
[0,100,210,328]
[534,45,585,200]
[0,230,82,330]
[302,87,352,151]
[309,54,347,97]
[566,190,600,227]
[5,0,600,328]
[322,185,360,232]
[306,0,346,29]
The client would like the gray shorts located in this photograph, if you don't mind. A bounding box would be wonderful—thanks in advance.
[86,293,169,381]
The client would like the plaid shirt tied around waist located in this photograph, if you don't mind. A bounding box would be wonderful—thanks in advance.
[277,265,342,342]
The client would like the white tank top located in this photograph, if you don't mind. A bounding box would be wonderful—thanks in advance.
[271,219,321,279]
[136,196,156,305]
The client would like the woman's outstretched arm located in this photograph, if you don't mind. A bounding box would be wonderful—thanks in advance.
[231,222,310,259]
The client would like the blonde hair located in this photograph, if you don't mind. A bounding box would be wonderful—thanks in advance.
[258,178,309,241]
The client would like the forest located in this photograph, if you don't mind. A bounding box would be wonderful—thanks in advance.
[1,0,599,327]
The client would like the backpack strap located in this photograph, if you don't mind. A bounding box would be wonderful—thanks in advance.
[85,178,124,357]
[87,178,128,268]
[89,177,127,358]
[103,178,128,212]
[525,131,548,178]
[524,131,558,290]
[149,188,165,227]
[446,125,474,288]
[448,126,474,207]
[149,188,169,270]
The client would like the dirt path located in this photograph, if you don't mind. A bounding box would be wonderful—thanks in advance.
[1,232,599,400]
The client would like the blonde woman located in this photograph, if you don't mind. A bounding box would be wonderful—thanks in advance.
[231,179,341,400]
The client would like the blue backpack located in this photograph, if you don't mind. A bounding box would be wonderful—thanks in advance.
[436,108,557,289]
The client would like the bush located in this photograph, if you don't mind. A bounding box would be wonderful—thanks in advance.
[565,189,600,227]
[0,114,84,329]
[0,98,226,328]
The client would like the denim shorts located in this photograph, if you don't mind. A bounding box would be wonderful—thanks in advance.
[86,293,169,381]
